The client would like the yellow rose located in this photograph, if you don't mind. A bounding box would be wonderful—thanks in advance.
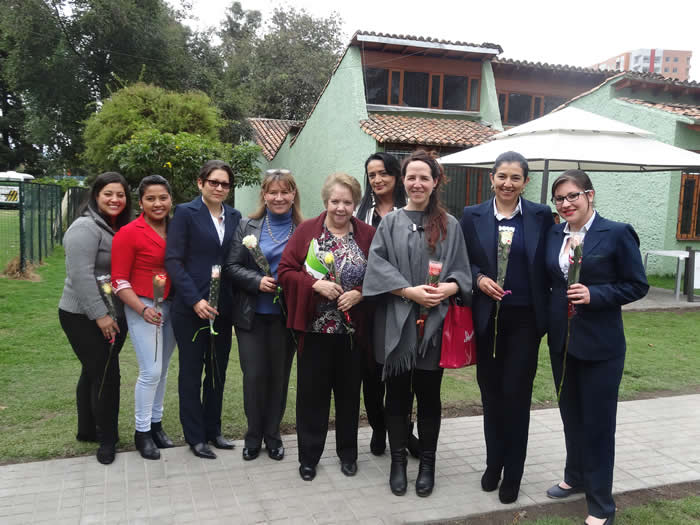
[324,252,334,265]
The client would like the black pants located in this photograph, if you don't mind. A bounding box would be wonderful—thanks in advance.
[385,368,443,452]
[551,349,624,519]
[296,333,361,466]
[173,308,232,446]
[235,314,295,449]
[361,358,385,434]
[476,305,540,483]
[59,309,127,445]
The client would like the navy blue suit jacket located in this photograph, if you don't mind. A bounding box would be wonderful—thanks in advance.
[545,214,649,361]
[460,198,554,338]
[165,196,241,317]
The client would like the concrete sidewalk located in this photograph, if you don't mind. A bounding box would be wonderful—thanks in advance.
[1,394,699,524]
[623,286,700,311]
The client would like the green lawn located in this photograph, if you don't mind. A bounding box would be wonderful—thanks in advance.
[0,209,20,270]
[528,495,700,525]
[1,247,699,463]
[647,273,700,295]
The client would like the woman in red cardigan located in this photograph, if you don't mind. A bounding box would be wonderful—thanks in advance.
[112,175,176,460]
[278,173,375,482]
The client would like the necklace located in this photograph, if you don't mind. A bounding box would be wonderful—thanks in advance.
[265,213,294,244]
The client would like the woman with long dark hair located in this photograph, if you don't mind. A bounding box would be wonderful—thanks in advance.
[363,150,471,497]
[545,170,648,525]
[112,175,176,460]
[59,172,131,464]
[459,151,554,503]
[223,169,302,462]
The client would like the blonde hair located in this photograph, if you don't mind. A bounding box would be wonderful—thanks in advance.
[249,170,303,225]
[321,173,362,207]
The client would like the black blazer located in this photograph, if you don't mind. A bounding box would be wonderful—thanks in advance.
[165,196,241,316]
[545,214,649,361]
[460,198,554,338]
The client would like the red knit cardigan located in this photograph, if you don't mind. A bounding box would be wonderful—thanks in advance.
[278,212,375,350]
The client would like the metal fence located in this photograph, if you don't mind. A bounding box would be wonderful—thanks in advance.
[0,182,87,273]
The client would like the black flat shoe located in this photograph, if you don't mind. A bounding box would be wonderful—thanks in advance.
[547,483,583,499]
[242,447,260,460]
[151,422,174,449]
[96,443,116,465]
[499,479,520,504]
[134,431,160,460]
[209,435,235,450]
[267,447,284,461]
[299,464,316,481]
[481,467,502,492]
[340,461,357,477]
[190,442,216,459]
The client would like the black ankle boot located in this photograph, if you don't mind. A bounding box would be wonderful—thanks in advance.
[135,430,160,460]
[389,449,408,495]
[96,442,116,465]
[151,421,174,448]
[415,451,436,497]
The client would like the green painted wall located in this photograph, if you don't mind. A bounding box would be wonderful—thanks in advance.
[235,47,377,219]
[479,61,503,131]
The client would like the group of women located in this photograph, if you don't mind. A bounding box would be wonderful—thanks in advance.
[60,149,647,525]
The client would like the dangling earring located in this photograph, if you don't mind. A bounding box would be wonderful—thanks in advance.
[371,191,376,207]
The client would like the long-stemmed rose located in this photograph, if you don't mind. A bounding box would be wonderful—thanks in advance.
[97,275,118,399]
[242,234,271,276]
[417,260,443,341]
[557,232,585,401]
[152,273,166,362]
[192,265,222,389]
[324,252,354,334]
[492,226,515,358]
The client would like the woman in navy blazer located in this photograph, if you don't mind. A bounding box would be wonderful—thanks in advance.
[460,151,554,504]
[545,170,648,525]
[165,160,242,459]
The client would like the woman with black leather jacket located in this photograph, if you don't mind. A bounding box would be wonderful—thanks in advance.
[223,169,302,462]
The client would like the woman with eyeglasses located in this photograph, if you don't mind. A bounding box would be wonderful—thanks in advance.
[459,151,553,504]
[223,169,302,462]
[544,170,647,525]
[165,160,241,460]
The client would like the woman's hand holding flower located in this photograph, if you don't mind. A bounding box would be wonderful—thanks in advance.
[259,276,277,293]
[312,279,343,300]
[478,275,506,301]
[567,283,590,304]
[337,289,362,312]
[406,285,444,308]
[193,298,219,320]
[141,306,162,326]
[96,315,120,340]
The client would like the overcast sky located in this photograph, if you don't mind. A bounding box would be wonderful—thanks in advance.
[176,0,699,80]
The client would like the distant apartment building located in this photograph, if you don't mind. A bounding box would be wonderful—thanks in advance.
[593,49,692,81]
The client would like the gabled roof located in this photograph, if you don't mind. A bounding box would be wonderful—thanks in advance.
[619,98,700,123]
[359,114,497,148]
[493,58,617,78]
[248,118,302,160]
[352,30,502,55]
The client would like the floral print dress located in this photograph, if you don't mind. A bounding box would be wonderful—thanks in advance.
[309,225,367,334]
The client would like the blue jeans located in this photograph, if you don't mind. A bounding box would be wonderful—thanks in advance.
[125,297,176,432]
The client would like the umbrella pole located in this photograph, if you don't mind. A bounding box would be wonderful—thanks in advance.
[540,159,550,204]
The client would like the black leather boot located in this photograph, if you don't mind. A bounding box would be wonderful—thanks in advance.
[415,417,440,497]
[135,430,160,460]
[407,420,421,459]
[151,421,174,448]
[386,415,409,496]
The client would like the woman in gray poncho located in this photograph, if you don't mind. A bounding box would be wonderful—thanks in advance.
[363,150,471,497]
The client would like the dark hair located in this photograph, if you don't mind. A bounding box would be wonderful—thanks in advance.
[82,171,131,230]
[199,160,234,184]
[138,174,172,200]
[551,169,595,213]
[492,151,529,179]
[401,150,447,253]
[356,152,406,221]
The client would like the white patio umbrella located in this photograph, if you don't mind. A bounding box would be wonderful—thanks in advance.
[440,107,700,203]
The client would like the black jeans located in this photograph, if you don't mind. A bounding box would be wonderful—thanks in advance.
[361,359,386,434]
[235,314,295,449]
[477,305,540,483]
[59,309,127,445]
[296,332,361,466]
[385,368,443,421]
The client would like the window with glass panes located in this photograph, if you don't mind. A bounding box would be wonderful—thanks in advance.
[498,92,567,125]
[677,172,700,241]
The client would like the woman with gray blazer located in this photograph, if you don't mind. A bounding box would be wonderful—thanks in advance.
[223,169,302,462]
[59,172,132,465]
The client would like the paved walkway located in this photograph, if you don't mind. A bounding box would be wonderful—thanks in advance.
[624,286,700,311]
[1,394,699,524]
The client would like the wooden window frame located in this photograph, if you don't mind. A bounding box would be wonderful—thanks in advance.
[429,73,443,109]
[677,172,700,241]
[498,91,549,125]
[378,68,478,111]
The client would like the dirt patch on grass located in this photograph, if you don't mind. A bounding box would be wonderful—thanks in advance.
[434,481,700,524]
[1,257,41,280]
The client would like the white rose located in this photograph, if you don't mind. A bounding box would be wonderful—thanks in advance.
[242,234,257,249]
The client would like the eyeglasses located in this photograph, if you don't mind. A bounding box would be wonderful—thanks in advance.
[265,169,292,176]
[551,190,592,206]
[204,179,231,190]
